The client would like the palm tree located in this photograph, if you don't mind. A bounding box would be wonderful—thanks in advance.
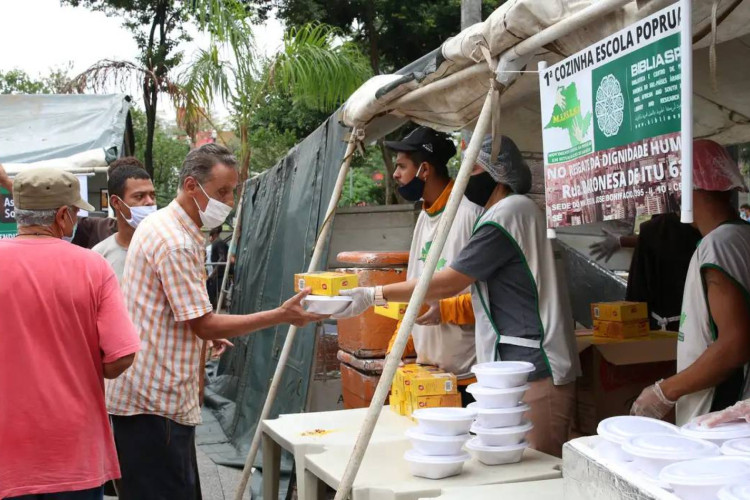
[177,21,372,181]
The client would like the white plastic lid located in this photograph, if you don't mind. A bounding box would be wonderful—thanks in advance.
[405,428,470,442]
[682,421,750,441]
[412,407,478,422]
[465,437,528,452]
[471,361,535,375]
[622,433,720,460]
[404,449,470,464]
[465,383,530,396]
[659,456,750,486]
[597,416,679,445]
[471,420,533,435]
[723,438,750,456]
[719,483,750,500]
[467,402,530,414]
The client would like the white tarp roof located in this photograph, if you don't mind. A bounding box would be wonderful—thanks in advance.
[341,0,750,151]
[0,94,132,164]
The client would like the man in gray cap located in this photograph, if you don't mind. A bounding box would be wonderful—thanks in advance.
[335,135,580,457]
[0,168,140,500]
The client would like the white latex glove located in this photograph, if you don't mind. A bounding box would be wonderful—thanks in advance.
[694,400,750,428]
[589,228,621,263]
[630,380,675,419]
[332,287,376,319]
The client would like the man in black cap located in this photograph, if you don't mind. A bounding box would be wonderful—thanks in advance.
[336,134,580,457]
[383,126,483,405]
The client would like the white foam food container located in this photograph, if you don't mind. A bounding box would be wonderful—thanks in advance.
[412,407,478,436]
[471,420,533,447]
[465,383,529,409]
[659,456,750,500]
[681,420,750,446]
[471,361,535,389]
[405,428,470,456]
[596,416,679,463]
[465,437,528,465]
[467,402,529,428]
[301,295,352,314]
[622,433,720,479]
[719,483,750,500]
[403,450,470,479]
[724,438,750,457]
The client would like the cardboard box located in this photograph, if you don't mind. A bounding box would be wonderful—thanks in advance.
[574,331,677,435]
[411,393,462,410]
[374,302,429,320]
[294,272,358,297]
[591,301,648,322]
[593,319,649,339]
[374,302,408,320]
[411,372,457,396]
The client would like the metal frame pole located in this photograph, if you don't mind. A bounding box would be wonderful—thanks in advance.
[233,130,360,500]
[216,181,247,314]
[680,0,694,223]
[333,89,495,500]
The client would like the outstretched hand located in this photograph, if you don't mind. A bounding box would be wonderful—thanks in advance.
[280,288,330,327]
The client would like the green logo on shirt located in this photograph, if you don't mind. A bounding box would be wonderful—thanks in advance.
[678,312,687,341]
[419,241,447,270]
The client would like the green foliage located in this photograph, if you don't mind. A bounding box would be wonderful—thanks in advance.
[247,126,297,173]
[0,65,74,94]
[339,145,387,207]
[253,0,500,72]
[273,23,372,111]
[130,107,189,206]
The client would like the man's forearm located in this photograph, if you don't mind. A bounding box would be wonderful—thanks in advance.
[661,339,749,401]
[383,269,471,303]
[192,309,285,340]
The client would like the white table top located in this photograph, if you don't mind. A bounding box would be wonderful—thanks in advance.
[304,438,561,500]
[262,407,413,452]
[419,478,564,500]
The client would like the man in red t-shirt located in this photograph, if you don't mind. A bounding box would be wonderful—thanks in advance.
[0,168,141,500]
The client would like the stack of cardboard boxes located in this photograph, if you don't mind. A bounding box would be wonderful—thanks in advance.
[390,364,461,417]
[591,301,649,339]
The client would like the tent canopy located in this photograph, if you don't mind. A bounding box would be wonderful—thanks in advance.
[341,0,750,151]
[0,94,133,165]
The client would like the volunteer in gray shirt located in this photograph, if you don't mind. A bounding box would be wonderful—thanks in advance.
[336,136,580,457]
[93,158,156,282]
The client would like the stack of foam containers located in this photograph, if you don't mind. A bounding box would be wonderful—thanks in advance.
[403,407,476,479]
[464,361,535,465]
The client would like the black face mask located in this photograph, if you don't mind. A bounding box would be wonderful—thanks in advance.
[464,172,498,207]
[397,165,425,201]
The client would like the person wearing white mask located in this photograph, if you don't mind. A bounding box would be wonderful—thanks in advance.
[106,143,329,499]
[93,158,157,282]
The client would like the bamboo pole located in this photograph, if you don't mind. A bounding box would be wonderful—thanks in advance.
[333,89,495,500]
[233,130,360,500]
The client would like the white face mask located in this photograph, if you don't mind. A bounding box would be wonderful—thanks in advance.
[116,196,157,229]
[194,182,232,229]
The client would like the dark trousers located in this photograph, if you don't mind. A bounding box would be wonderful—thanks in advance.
[6,486,103,500]
[110,414,202,500]
[458,383,476,407]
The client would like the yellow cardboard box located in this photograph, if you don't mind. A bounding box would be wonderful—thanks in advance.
[294,272,358,297]
[374,302,408,320]
[591,301,648,322]
[411,393,462,410]
[594,319,649,339]
[411,372,457,396]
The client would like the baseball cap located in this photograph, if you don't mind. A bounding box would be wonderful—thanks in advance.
[385,126,457,168]
[693,139,748,193]
[13,167,96,211]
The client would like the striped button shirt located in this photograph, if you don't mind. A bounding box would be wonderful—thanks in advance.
[106,200,212,425]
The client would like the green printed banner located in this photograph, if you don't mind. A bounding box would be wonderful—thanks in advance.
[539,3,686,228]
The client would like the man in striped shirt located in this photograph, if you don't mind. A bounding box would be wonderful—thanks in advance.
[106,144,327,499]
